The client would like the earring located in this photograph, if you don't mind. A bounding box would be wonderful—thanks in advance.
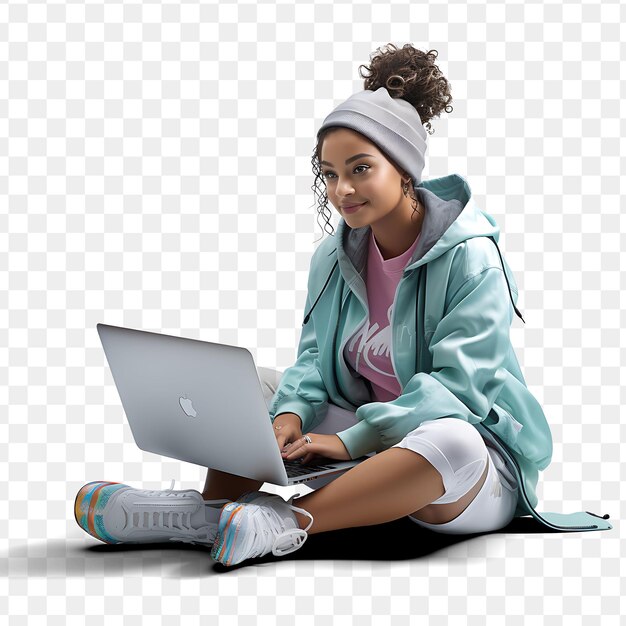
[402,179,420,214]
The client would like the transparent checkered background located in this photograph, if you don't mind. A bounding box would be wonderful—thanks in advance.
[0,0,623,623]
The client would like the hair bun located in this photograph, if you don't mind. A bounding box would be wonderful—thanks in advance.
[358,43,453,135]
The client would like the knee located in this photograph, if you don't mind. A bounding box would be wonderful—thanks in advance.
[398,418,490,511]
[399,418,487,469]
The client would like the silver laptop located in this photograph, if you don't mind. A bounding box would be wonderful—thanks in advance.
[96,323,374,487]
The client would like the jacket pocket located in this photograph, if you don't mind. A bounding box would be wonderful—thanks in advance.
[485,402,524,453]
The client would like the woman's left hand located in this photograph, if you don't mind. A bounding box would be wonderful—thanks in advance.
[281,433,351,464]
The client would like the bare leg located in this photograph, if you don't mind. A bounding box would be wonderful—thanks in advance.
[290,447,453,535]
[201,468,264,502]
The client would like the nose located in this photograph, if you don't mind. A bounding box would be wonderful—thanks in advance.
[335,178,356,198]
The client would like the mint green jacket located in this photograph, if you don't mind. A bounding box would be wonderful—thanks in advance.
[268,173,554,519]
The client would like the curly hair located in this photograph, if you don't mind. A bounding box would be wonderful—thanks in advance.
[310,43,454,240]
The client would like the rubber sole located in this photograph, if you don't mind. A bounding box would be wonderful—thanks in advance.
[210,502,247,566]
[74,480,131,544]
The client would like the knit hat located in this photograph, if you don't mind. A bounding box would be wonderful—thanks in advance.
[316,86,428,186]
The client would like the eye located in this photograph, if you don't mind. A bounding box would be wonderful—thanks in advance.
[322,164,369,180]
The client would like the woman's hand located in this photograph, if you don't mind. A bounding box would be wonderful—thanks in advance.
[281,433,352,464]
[273,412,303,452]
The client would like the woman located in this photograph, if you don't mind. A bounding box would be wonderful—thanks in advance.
[74,45,557,565]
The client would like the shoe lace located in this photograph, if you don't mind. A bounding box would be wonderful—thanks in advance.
[250,493,314,558]
[127,478,217,545]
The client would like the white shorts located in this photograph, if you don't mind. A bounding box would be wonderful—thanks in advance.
[258,366,519,535]
[391,417,519,534]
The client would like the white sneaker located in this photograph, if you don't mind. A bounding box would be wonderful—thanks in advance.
[210,490,314,567]
[74,479,231,547]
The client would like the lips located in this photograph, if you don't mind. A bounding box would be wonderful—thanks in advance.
[342,202,367,213]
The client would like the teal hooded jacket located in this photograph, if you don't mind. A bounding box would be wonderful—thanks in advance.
[267,173,593,525]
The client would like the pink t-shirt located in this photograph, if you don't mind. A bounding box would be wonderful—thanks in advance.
[343,228,421,403]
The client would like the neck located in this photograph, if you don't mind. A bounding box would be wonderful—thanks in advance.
[371,202,424,260]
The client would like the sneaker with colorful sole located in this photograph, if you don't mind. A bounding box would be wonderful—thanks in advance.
[210,490,314,566]
[74,479,230,547]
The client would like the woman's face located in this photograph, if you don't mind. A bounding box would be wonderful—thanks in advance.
[319,128,410,227]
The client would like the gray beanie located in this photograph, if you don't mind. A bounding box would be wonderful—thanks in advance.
[316,86,428,186]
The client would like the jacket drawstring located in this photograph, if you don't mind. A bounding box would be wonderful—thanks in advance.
[488,236,526,324]
[302,258,339,326]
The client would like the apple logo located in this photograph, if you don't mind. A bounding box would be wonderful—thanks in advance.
[179,395,197,418]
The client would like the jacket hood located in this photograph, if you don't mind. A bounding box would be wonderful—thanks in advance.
[305,173,524,325]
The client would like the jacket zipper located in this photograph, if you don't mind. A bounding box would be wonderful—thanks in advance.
[334,282,368,410]
[388,282,402,386]
[388,267,422,386]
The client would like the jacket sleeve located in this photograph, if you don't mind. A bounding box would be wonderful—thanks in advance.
[267,269,330,435]
[335,266,512,460]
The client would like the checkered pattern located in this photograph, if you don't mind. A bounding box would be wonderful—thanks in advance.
[0,0,622,624]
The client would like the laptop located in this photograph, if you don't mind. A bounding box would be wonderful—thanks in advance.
[96,323,375,487]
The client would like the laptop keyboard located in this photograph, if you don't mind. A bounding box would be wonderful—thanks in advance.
[283,459,338,478]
